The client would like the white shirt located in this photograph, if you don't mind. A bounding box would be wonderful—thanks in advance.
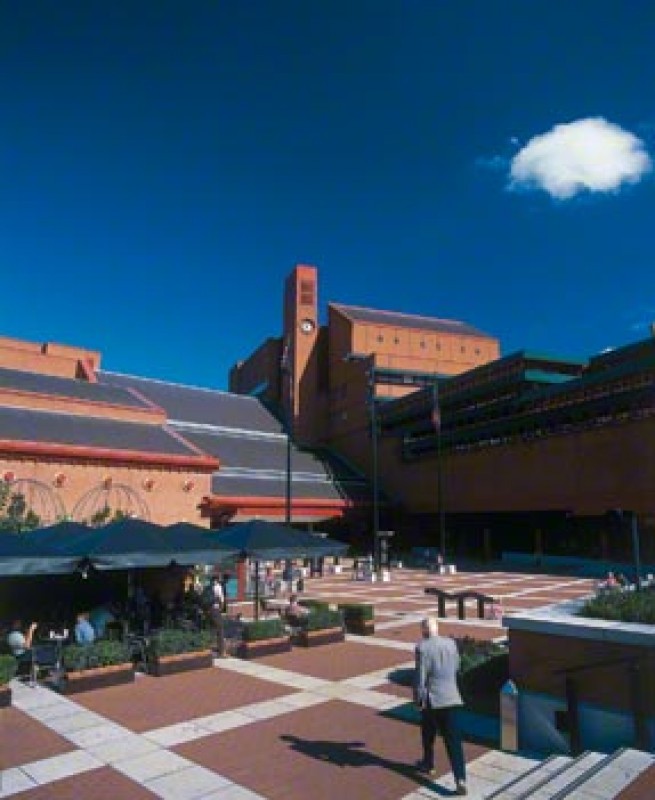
[7,630,27,656]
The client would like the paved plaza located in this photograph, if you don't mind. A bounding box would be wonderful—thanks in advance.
[6,565,648,799]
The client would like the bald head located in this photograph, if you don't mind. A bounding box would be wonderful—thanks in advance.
[421,616,439,638]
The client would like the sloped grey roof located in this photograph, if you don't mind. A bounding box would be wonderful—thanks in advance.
[0,367,149,408]
[99,371,283,433]
[97,370,368,506]
[211,472,369,501]
[0,406,197,456]
[331,303,493,338]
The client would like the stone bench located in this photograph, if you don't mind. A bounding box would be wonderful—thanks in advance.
[424,588,496,620]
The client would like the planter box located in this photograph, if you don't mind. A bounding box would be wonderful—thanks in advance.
[149,650,214,677]
[344,619,375,636]
[62,663,135,695]
[236,636,292,660]
[294,627,345,647]
[0,685,11,708]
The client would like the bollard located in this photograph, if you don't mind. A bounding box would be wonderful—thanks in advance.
[500,680,519,752]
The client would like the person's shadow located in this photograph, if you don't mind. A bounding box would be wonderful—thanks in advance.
[280,734,460,796]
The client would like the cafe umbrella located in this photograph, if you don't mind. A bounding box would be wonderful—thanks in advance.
[203,519,349,618]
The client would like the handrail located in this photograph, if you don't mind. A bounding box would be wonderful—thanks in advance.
[553,651,648,677]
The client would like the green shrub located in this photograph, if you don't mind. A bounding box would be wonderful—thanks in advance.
[147,628,214,658]
[302,607,343,631]
[0,654,17,684]
[579,587,655,625]
[338,603,374,622]
[62,640,131,671]
[456,637,507,674]
[298,598,330,611]
[242,617,285,642]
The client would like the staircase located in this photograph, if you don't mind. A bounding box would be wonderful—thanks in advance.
[447,747,654,799]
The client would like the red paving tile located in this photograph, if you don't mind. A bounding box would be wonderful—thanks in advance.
[615,762,655,799]
[0,706,75,769]
[7,766,158,799]
[73,667,295,732]
[374,621,504,645]
[176,698,487,800]
[257,641,413,680]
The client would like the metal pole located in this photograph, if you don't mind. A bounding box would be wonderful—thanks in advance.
[433,381,446,562]
[283,342,293,525]
[370,361,380,573]
[631,512,642,589]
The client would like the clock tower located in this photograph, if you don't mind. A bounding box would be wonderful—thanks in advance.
[282,264,319,444]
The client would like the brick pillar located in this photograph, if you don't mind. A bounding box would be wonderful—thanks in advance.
[235,558,248,601]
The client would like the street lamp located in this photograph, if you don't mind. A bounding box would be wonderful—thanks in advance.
[281,340,293,524]
[432,380,446,562]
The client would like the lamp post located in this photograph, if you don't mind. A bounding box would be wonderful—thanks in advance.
[432,380,446,562]
[369,363,380,572]
[281,340,293,524]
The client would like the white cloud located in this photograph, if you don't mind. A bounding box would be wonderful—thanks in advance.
[508,117,652,199]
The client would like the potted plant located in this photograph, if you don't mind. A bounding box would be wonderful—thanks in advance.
[236,617,291,659]
[339,602,375,635]
[0,654,17,707]
[146,628,214,676]
[294,606,344,647]
[61,640,134,694]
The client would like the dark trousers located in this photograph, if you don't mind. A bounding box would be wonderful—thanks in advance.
[420,703,466,781]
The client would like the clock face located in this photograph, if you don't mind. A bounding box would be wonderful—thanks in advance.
[299,318,315,334]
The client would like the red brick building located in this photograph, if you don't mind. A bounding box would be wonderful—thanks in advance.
[2,262,653,566]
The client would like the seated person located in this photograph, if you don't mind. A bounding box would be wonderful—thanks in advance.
[6,619,38,663]
[285,594,308,625]
[74,612,96,645]
[88,603,116,638]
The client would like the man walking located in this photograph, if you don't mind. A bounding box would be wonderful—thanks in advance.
[414,616,467,795]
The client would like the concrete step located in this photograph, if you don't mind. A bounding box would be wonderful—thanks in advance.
[400,748,654,800]
[548,747,655,799]
[482,752,586,799]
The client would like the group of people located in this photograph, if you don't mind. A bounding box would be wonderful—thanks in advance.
[5,603,118,666]
[599,570,630,591]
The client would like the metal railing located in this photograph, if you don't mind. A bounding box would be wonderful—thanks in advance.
[553,652,652,755]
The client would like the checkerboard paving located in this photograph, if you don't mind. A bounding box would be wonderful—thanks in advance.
[1,566,601,799]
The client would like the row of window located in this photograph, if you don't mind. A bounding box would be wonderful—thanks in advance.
[371,332,483,356]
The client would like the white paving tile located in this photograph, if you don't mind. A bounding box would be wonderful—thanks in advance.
[113,748,193,782]
[193,710,254,734]
[144,721,213,747]
[274,692,330,710]
[196,784,268,799]
[86,733,161,764]
[0,767,37,798]
[145,764,232,800]
[46,711,109,734]
[65,721,129,749]
[27,702,87,723]
[20,750,104,785]
[238,699,296,720]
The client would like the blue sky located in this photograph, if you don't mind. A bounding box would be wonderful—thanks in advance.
[2,1,654,388]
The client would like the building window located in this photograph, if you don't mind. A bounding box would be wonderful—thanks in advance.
[377,334,384,343]
[420,341,426,349]
[436,343,441,351]
[300,280,314,306]
[461,346,466,353]
[394,337,399,345]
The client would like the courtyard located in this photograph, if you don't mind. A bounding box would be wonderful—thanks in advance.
[3,565,627,799]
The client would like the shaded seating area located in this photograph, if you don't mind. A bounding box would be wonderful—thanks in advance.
[424,587,496,620]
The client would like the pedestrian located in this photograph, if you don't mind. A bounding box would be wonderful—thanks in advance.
[414,616,467,795]
[204,576,226,657]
